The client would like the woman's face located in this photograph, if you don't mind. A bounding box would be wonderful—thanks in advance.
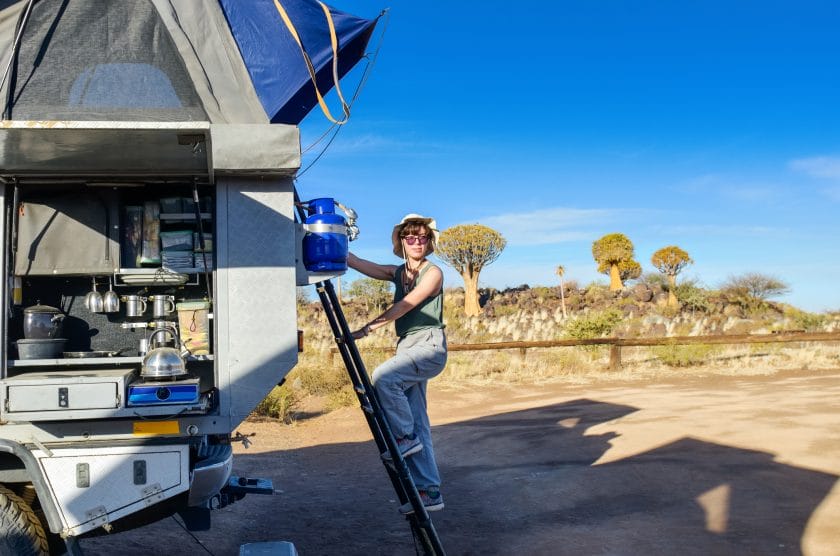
[401,224,431,259]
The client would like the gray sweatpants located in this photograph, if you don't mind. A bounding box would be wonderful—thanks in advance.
[371,327,447,489]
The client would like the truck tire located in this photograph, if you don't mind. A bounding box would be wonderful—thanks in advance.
[0,485,49,556]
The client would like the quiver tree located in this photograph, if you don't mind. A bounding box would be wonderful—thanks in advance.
[555,265,568,318]
[436,224,506,316]
[617,259,642,283]
[651,246,693,307]
[592,233,638,291]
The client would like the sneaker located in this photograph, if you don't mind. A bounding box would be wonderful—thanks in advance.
[399,490,444,514]
[381,435,423,461]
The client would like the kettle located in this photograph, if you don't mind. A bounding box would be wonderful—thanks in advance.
[141,328,187,379]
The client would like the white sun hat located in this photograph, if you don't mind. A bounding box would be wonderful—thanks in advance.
[391,213,439,257]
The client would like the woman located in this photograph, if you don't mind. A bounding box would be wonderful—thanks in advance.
[349,213,447,513]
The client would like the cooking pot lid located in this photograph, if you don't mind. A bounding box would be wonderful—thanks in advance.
[24,304,62,314]
[17,338,67,344]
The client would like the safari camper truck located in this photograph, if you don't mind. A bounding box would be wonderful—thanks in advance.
[0,0,377,553]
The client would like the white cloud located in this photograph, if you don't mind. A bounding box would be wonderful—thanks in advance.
[648,224,787,238]
[675,174,725,194]
[675,174,781,201]
[721,186,780,202]
[456,207,635,246]
[823,186,840,201]
[302,133,406,155]
[789,156,840,180]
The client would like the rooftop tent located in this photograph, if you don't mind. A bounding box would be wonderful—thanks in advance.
[0,0,377,125]
[219,0,378,125]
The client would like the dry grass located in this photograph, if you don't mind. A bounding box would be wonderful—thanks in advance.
[431,341,839,386]
[254,319,840,419]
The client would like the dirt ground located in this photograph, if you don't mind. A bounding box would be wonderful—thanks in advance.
[82,368,840,556]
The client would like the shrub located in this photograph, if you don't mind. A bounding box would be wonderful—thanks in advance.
[290,359,349,396]
[787,309,827,332]
[564,309,623,340]
[583,283,612,305]
[640,272,667,289]
[326,386,358,411]
[532,286,556,302]
[253,386,299,422]
[489,303,518,317]
[674,280,713,313]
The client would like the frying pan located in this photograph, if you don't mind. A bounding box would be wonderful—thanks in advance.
[63,347,133,358]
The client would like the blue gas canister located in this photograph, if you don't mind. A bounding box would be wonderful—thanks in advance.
[303,198,348,272]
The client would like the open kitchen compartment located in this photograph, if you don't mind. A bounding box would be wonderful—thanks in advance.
[0,121,302,431]
[0,122,302,431]
[0,123,218,420]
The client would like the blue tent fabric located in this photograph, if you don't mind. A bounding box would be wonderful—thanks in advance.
[219,0,377,125]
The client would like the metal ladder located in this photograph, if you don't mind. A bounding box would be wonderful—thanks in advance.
[314,279,446,556]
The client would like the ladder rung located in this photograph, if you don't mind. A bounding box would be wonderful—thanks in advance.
[361,404,373,414]
[354,385,366,394]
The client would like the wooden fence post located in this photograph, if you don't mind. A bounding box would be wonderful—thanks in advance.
[609,344,622,371]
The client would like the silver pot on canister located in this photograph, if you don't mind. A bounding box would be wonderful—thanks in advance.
[23,304,65,339]
[141,328,187,379]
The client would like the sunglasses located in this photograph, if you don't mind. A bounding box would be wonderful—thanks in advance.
[402,235,429,246]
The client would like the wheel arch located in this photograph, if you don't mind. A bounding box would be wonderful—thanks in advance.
[0,440,62,534]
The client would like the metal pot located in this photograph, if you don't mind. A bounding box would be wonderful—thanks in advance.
[16,338,67,359]
[23,304,65,339]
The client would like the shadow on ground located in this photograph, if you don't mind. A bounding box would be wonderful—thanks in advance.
[82,398,838,556]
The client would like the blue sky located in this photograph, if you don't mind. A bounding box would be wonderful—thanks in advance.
[295,1,840,312]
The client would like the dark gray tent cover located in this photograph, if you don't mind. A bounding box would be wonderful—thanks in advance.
[0,0,294,124]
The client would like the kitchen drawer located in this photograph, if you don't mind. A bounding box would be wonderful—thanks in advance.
[1,369,136,420]
[8,382,117,412]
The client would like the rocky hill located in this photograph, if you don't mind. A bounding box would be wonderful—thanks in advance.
[297,281,839,351]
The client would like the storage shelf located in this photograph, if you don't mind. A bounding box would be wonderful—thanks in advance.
[115,267,212,280]
[159,213,212,221]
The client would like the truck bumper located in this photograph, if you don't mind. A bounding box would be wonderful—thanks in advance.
[188,443,233,507]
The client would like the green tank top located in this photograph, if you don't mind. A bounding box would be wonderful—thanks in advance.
[393,262,444,337]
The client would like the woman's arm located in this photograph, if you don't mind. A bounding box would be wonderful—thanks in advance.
[348,252,398,281]
[352,266,443,339]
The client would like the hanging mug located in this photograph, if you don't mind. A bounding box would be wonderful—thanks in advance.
[122,295,147,317]
[149,295,176,318]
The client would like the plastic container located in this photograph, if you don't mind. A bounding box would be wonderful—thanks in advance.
[140,201,161,264]
[302,198,348,272]
[200,196,212,213]
[160,230,193,251]
[193,252,213,271]
[182,197,196,214]
[159,197,183,213]
[161,250,194,269]
[177,301,211,355]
